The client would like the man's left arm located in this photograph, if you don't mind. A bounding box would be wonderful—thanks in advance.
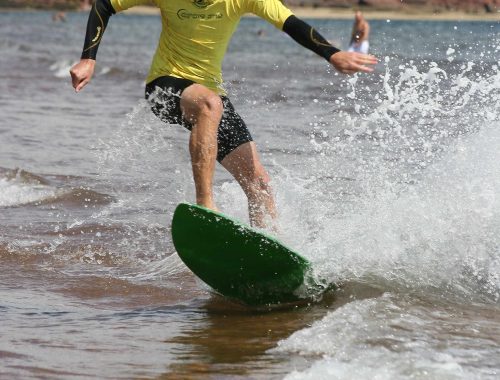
[282,15,377,74]
[247,0,377,74]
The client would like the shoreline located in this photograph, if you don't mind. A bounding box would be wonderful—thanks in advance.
[122,6,500,21]
[291,7,500,21]
[1,5,499,21]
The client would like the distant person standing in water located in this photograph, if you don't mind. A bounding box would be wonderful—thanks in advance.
[348,10,370,54]
[70,0,377,228]
[52,11,67,22]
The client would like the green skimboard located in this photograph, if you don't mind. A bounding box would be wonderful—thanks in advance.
[172,203,324,306]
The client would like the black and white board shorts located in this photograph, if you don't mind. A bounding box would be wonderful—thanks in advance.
[145,76,253,162]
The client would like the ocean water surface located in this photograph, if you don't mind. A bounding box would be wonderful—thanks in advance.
[1,10,499,379]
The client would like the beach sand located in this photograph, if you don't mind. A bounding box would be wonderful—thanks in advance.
[120,5,500,21]
[0,5,498,21]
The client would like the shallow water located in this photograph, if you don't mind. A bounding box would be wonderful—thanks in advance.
[1,10,499,379]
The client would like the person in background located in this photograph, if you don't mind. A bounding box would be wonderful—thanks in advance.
[70,0,377,229]
[348,11,370,54]
[52,11,67,22]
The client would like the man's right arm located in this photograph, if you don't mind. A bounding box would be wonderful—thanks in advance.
[70,0,154,92]
[70,0,116,92]
[81,0,116,61]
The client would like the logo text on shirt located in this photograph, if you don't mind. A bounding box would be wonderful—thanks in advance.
[177,9,222,20]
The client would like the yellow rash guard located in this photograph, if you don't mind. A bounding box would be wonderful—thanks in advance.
[110,0,293,94]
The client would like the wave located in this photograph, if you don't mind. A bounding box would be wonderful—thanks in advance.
[0,242,193,307]
[49,59,74,79]
[48,59,139,80]
[275,294,499,380]
[97,66,134,78]
[1,237,124,268]
[0,242,49,265]
[0,167,50,185]
[0,175,57,208]
[0,168,112,208]
[37,187,113,208]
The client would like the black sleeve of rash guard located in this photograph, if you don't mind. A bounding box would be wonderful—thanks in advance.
[81,0,116,60]
[282,15,341,62]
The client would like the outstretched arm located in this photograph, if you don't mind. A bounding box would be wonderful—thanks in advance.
[70,0,115,92]
[282,15,377,74]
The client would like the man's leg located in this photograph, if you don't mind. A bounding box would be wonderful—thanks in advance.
[180,84,223,211]
[221,142,277,229]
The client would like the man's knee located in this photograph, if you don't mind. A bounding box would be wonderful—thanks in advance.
[180,85,223,124]
[192,94,223,117]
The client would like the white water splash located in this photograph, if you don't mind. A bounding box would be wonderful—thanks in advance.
[273,62,500,302]
[0,177,57,207]
[275,294,497,380]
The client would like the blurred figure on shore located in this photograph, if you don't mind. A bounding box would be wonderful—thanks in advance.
[79,0,93,11]
[348,11,370,54]
[52,11,66,22]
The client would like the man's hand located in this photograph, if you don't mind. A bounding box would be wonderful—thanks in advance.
[70,59,96,92]
[329,51,377,75]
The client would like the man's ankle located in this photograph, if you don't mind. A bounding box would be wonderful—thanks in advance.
[196,197,216,211]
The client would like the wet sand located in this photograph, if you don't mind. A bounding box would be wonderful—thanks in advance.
[117,5,500,21]
[1,5,498,21]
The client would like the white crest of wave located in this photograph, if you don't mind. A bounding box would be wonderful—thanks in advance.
[49,59,74,79]
[49,59,113,79]
[0,177,56,207]
[274,294,486,380]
